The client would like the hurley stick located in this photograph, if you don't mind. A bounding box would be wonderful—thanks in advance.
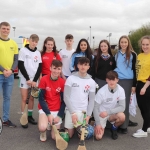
[20,88,31,126]
[77,111,87,150]
[52,122,68,150]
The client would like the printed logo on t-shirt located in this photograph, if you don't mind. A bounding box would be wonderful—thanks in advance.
[117,97,119,103]
[62,55,68,58]
[106,98,113,102]
[26,55,31,59]
[34,56,38,62]
[10,47,14,51]
[110,61,113,65]
[56,87,61,93]
[46,87,51,91]
[84,85,90,93]
[43,56,49,59]
[72,83,79,87]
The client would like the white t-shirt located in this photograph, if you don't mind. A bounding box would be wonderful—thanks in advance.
[18,47,42,79]
[95,84,125,113]
[65,74,96,112]
[59,49,75,76]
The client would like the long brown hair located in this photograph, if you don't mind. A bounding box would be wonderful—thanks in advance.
[139,35,150,53]
[117,35,134,66]
[95,40,113,73]
[41,37,57,56]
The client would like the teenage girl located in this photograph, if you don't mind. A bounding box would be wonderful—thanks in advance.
[114,35,137,133]
[133,35,150,138]
[92,39,116,88]
[70,38,94,75]
[41,37,61,76]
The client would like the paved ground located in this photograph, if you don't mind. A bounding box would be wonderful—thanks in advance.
[0,77,150,150]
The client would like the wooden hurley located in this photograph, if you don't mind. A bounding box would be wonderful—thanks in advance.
[77,111,87,150]
[20,88,31,126]
[52,123,68,150]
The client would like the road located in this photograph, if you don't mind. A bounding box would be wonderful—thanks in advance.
[0,77,150,150]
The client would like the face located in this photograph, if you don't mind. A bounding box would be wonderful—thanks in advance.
[0,25,10,37]
[65,39,74,47]
[29,39,38,49]
[141,39,150,54]
[106,78,119,89]
[77,63,90,74]
[120,38,128,51]
[45,40,54,51]
[80,41,87,52]
[100,42,108,54]
[50,65,62,78]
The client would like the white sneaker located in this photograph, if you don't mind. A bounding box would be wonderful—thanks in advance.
[133,129,147,138]
[147,127,150,133]
[47,122,51,130]
[40,131,47,142]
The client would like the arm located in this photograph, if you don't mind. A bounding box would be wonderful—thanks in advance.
[70,54,76,73]
[0,65,5,72]
[87,92,95,116]
[93,101,101,125]
[140,80,150,95]
[18,60,30,81]
[57,92,66,118]
[132,52,137,87]
[107,100,125,115]
[39,89,51,115]
[64,85,74,113]
[33,63,42,82]
[11,54,18,70]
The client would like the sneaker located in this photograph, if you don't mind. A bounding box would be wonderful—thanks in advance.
[3,120,16,128]
[118,128,128,134]
[110,128,118,140]
[40,131,47,142]
[128,120,138,127]
[47,122,51,130]
[147,128,150,133]
[28,116,37,125]
[133,129,147,138]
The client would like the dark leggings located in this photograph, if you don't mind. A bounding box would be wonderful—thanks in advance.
[136,81,150,132]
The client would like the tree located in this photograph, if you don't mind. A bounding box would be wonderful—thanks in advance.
[129,23,150,54]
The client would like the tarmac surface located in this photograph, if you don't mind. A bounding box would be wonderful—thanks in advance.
[0,77,150,150]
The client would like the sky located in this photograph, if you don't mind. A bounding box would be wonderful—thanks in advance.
[0,0,150,50]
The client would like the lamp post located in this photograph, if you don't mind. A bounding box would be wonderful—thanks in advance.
[93,36,95,50]
[12,27,16,37]
[107,33,112,44]
[89,26,91,47]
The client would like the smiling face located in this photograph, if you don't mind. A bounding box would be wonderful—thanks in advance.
[0,25,10,38]
[141,39,150,54]
[50,65,62,78]
[120,38,129,51]
[45,40,54,52]
[80,41,87,52]
[100,42,109,54]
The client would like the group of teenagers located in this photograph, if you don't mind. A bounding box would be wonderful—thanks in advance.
[0,22,150,144]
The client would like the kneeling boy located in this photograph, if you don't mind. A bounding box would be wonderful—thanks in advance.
[64,57,96,138]
[38,60,65,141]
[93,71,125,140]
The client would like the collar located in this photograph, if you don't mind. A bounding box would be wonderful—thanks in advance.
[108,85,118,93]
[0,37,10,41]
[25,44,37,52]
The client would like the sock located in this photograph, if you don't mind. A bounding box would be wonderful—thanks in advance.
[111,124,118,130]
[28,110,33,116]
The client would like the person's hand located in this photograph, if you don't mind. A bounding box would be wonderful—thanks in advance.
[3,69,12,77]
[140,87,146,95]
[95,125,103,135]
[48,114,54,125]
[71,113,78,125]
[85,116,90,124]
[100,111,108,118]
[131,87,136,94]
[26,80,32,86]
[54,116,60,124]
[31,81,37,87]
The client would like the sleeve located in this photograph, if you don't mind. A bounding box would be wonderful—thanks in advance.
[38,89,51,115]
[90,57,96,79]
[0,65,5,72]
[95,89,103,105]
[132,52,137,87]
[11,54,18,70]
[59,51,62,58]
[33,63,42,82]
[56,53,61,61]
[87,92,95,116]
[70,53,76,73]
[14,41,18,54]
[93,101,101,125]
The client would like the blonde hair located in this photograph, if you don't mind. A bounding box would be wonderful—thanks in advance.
[139,35,150,53]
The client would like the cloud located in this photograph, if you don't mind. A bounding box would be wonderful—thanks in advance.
[0,0,150,49]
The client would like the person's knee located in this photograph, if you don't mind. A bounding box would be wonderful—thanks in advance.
[117,113,125,123]
[39,124,47,132]
[95,134,102,140]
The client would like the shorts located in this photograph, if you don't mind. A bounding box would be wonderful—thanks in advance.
[19,77,38,89]
[99,115,115,128]
[64,110,84,129]
[39,109,62,126]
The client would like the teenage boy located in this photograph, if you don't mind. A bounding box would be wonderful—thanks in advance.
[18,34,42,128]
[93,71,125,140]
[0,22,18,127]
[64,57,96,137]
[38,60,65,141]
[59,34,74,79]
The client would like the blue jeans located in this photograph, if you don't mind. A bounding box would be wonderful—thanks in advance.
[0,74,14,121]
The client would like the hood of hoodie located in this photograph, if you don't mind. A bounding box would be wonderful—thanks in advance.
[72,72,91,79]
[25,44,37,52]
